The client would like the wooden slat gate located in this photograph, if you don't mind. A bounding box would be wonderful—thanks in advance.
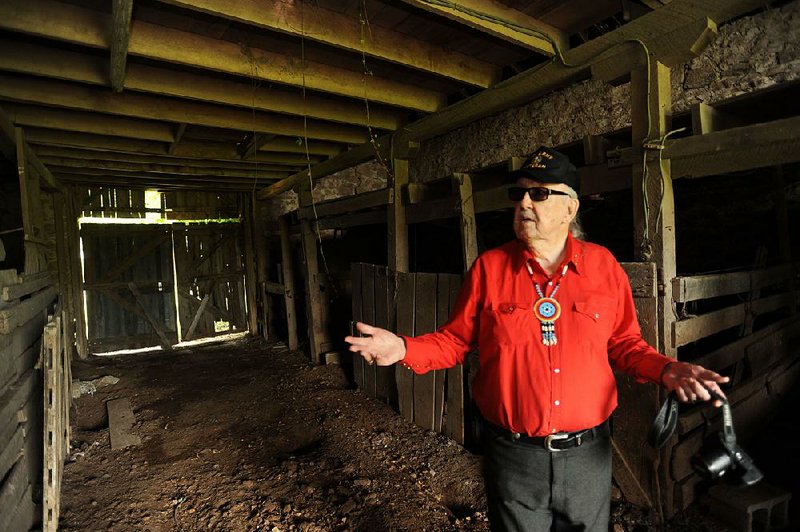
[82,224,178,353]
[351,263,466,443]
[173,223,247,341]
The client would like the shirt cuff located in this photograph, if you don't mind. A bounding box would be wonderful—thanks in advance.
[637,355,674,385]
[397,336,430,374]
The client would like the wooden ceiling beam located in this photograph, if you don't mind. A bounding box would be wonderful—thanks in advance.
[0,0,445,112]
[1,102,175,143]
[398,0,567,56]
[0,40,405,130]
[45,160,290,180]
[157,0,498,88]
[48,163,286,183]
[257,138,345,158]
[110,0,134,92]
[55,173,258,191]
[0,74,370,145]
[29,146,301,173]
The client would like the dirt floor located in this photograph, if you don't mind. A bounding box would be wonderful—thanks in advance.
[60,337,735,531]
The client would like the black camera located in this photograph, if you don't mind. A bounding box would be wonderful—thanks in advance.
[690,392,763,486]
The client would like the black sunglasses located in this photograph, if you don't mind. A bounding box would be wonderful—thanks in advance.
[508,186,571,202]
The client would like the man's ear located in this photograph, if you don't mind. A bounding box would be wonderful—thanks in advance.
[567,198,580,221]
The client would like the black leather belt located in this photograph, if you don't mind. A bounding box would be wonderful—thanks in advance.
[487,419,610,451]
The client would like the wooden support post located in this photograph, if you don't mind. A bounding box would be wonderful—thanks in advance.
[241,194,259,336]
[388,158,410,273]
[630,59,676,518]
[454,173,478,270]
[66,187,88,358]
[253,199,270,340]
[298,182,326,363]
[772,166,796,314]
[278,215,298,351]
[53,192,76,359]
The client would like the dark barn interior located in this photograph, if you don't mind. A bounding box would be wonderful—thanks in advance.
[1,0,799,530]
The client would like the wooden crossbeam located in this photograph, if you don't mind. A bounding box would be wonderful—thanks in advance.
[2,103,176,143]
[297,188,392,220]
[399,0,567,56]
[257,138,344,158]
[157,0,497,88]
[31,146,297,172]
[0,40,406,130]
[39,157,291,180]
[0,0,444,112]
[56,175,254,191]
[666,115,800,178]
[110,0,134,92]
[0,74,370,145]
[672,264,796,303]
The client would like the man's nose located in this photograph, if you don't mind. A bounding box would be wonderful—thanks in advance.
[519,189,535,207]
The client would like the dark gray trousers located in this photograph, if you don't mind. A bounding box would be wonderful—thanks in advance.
[482,425,612,532]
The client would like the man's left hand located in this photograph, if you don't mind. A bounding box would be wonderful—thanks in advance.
[661,361,729,407]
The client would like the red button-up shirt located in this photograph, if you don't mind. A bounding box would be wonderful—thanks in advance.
[401,234,672,436]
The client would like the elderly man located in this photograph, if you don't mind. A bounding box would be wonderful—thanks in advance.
[345,146,727,531]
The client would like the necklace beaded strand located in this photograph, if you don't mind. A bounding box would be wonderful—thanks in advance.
[527,263,569,346]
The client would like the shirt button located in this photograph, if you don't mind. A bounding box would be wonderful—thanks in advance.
[547,281,553,286]
[513,433,521,440]
[554,400,560,406]
[554,368,560,374]
[552,428,557,433]
[594,313,600,319]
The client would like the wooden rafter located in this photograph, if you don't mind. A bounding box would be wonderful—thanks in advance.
[0,74,370,145]
[0,0,445,112]
[31,146,300,173]
[55,174,258,191]
[156,0,498,88]
[0,40,406,130]
[398,0,568,56]
[41,158,291,180]
[110,0,134,92]
[2,103,176,143]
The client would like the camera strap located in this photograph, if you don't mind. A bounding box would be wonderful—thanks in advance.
[648,393,679,449]
[649,389,732,449]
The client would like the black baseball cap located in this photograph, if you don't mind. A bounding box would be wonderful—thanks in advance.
[510,146,580,195]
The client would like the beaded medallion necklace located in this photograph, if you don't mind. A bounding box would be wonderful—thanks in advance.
[526,262,569,346]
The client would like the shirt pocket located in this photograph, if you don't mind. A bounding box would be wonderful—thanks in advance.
[574,296,616,342]
[481,302,531,347]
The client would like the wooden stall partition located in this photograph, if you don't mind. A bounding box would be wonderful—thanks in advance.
[374,266,396,406]
[395,270,415,423]
[612,262,660,509]
[0,268,54,532]
[42,311,71,532]
[361,263,377,398]
[351,263,366,391]
[173,222,247,342]
[81,224,177,352]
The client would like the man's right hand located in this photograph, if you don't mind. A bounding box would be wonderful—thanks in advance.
[344,322,406,366]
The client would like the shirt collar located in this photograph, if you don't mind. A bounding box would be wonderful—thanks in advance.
[514,233,583,275]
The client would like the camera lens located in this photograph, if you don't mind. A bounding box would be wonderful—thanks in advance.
[692,447,732,480]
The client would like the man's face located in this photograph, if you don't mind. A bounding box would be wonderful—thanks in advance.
[512,178,579,244]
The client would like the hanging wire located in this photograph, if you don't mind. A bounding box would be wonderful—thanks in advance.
[299,0,337,298]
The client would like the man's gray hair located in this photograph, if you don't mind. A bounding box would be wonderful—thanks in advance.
[564,186,584,240]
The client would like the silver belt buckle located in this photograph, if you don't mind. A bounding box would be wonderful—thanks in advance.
[545,433,569,452]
